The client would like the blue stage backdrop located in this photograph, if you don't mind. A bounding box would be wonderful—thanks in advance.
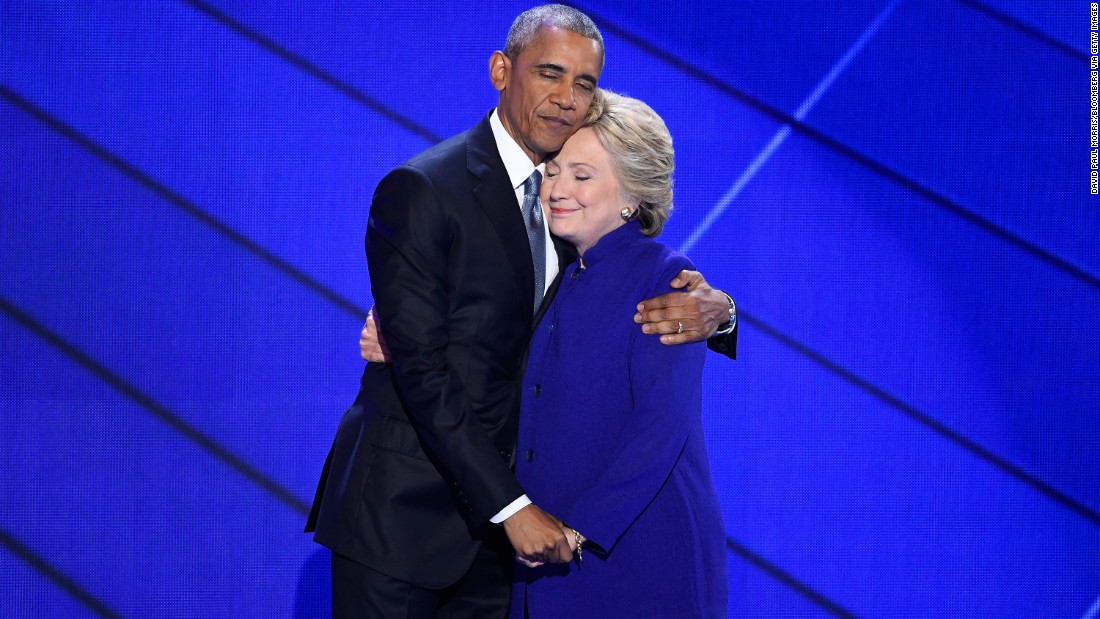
[1,1,1096,617]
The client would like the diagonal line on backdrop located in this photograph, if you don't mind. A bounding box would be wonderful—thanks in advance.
[572,3,1100,290]
[143,8,859,612]
[0,527,122,618]
[727,536,857,618]
[163,0,1100,531]
[955,0,1088,62]
[180,0,443,145]
[0,294,311,517]
[1082,593,1100,619]
[658,0,1100,529]
[0,84,369,323]
[679,0,899,254]
[741,309,1100,527]
[182,0,1098,290]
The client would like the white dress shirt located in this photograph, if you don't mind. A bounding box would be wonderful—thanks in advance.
[489,109,559,295]
[487,109,558,524]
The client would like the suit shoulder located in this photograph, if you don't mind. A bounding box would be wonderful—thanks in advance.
[373,129,471,199]
[402,128,471,176]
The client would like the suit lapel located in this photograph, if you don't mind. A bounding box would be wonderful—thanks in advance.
[467,114,537,316]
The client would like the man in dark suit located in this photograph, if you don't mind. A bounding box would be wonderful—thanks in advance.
[307,5,737,617]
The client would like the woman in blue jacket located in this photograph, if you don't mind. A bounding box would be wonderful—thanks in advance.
[511,90,727,618]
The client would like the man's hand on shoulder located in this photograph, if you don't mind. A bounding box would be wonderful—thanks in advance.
[634,269,733,345]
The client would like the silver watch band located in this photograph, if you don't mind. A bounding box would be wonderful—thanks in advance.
[716,291,736,334]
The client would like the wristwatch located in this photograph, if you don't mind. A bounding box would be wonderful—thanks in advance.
[715,291,736,335]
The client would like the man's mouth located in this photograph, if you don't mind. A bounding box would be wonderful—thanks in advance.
[540,115,572,129]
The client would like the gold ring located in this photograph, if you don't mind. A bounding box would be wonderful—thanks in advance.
[676,321,683,334]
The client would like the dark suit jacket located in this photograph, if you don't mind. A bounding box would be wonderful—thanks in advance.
[307,113,573,588]
[306,112,737,589]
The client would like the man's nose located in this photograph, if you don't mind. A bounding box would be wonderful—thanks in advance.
[549,81,576,109]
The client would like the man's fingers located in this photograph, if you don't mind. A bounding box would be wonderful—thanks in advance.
[640,317,701,335]
[517,541,567,564]
[554,539,573,563]
[637,272,728,342]
[637,316,711,344]
[648,307,677,321]
[531,537,572,564]
[522,551,546,564]
[634,305,689,328]
[503,505,573,564]
[360,308,392,362]
[683,270,707,291]
[658,331,707,345]
[669,269,707,290]
[516,555,543,568]
[534,536,572,564]
[526,538,571,564]
[636,286,697,315]
[360,330,384,362]
[636,293,679,313]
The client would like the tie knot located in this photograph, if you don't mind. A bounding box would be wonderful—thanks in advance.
[523,169,542,197]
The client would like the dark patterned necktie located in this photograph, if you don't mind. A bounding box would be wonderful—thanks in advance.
[522,169,546,315]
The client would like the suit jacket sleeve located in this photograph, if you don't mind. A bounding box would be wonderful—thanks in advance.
[707,322,737,359]
[366,164,524,527]
[563,256,707,553]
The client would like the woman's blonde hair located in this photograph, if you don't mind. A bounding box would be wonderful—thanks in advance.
[582,89,674,237]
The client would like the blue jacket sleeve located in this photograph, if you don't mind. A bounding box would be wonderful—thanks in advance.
[707,322,738,359]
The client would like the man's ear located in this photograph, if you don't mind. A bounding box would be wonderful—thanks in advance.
[489,51,510,91]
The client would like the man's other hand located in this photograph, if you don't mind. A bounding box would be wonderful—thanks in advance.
[502,504,573,565]
[634,269,731,345]
[359,309,392,363]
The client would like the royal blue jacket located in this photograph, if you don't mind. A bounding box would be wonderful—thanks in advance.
[512,221,727,618]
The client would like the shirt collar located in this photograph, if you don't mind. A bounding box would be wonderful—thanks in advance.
[580,220,646,267]
[490,109,544,193]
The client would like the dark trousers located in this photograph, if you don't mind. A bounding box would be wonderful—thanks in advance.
[331,538,512,619]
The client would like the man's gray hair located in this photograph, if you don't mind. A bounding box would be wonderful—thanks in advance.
[503,4,604,62]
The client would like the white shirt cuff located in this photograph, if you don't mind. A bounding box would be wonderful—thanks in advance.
[715,314,737,335]
[491,494,532,524]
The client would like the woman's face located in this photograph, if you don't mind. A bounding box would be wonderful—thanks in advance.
[542,127,632,256]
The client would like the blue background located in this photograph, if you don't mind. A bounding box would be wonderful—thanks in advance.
[1,1,1096,617]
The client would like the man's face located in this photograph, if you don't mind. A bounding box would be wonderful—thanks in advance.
[491,27,603,164]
